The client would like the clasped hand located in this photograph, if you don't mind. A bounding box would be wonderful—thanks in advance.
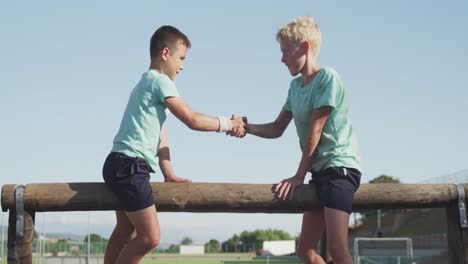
[227,115,247,138]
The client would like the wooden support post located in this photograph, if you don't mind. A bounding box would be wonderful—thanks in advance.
[7,209,35,264]
[447,201,468,263]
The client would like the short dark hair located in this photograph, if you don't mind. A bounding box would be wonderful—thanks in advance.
[150,25,191,59]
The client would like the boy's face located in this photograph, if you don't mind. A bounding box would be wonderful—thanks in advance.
[280,40,306,76]
[162,41,187,80]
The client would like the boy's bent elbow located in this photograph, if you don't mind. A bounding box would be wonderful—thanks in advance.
[270,131,284,139]
[263,129,283,139]
[261,129,283,139]
[185,117,203,131]
[185,119,197,130]
[177,111,198,130]
[272,124,286,138]
[275,130,285,138]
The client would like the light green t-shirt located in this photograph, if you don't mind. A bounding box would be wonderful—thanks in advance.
[283,66,362,172]
[111,70,179,171]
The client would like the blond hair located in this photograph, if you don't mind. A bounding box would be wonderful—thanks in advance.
[276,16,322,57]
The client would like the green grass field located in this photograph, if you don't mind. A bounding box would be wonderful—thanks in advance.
[0,256,301,264]
[0,260,223,264]
[222,259,301,264]
[0,259,237,264]
[141,259,301,264]
[0,254,263,264]
[0,258,227,264]
[141,253,257,264]
[144,258,221,264]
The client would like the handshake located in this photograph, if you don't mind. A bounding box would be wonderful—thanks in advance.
[219,115,247,138]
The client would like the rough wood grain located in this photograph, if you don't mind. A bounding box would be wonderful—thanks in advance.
[2,183,463,212]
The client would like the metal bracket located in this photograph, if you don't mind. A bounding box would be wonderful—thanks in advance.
[457,184,468,228]
[15,185,25,237]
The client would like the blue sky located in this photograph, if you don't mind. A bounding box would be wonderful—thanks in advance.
[1,0,467,244]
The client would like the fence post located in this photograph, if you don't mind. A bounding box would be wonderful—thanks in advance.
[446,184,468,264]
[7,209,35,264]
[7,185,35,264]
[7,210,35,264]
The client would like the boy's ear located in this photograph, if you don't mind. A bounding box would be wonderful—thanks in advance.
[161,47,170,61]
[302,41,310,55]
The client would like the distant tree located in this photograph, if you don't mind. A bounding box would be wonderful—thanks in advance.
[83,233,107,243]
[221,234,240,252]
[82,233,108,254]
[166,244,180,253]
[57,239,69,253]
[369,175,400,184]
[222,229,293,253]
[204,239,220,253]
[181,236,193,245]
[150,247,164,253]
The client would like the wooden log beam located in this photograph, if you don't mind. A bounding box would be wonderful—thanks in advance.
[1,183,463,213]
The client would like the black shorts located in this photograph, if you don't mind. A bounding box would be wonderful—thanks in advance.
[102,152,155,212]
[309,167,361,214]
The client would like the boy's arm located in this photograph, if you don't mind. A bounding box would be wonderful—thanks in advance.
[245,109,293,138]
[275,106,332,199]
[158,127,191,183]
[164,97,244,135]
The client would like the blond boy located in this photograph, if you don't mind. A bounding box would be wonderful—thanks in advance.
[235,17,361,264]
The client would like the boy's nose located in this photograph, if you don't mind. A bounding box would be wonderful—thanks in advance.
[281,56,286,63]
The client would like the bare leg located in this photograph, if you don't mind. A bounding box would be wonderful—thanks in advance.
[298,209,327,264]
[104,211,135,264]
[115,205,160,264]
[324,207,353,264]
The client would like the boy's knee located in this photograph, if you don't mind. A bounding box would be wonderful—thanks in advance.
[140,233,160,250]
